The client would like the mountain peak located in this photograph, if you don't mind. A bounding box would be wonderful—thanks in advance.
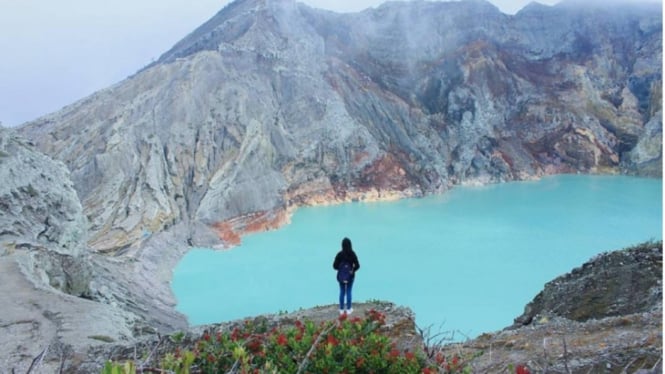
[153,0,301,65]
[517,1,554,13]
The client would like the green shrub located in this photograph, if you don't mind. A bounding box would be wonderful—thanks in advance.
[103,309,475,373]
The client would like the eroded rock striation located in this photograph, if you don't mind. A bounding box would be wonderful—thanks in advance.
[0,128,187,372]
[17,0,662,253]
[513,241,662,326]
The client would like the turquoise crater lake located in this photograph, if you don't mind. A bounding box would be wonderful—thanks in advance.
[172,175,662,338]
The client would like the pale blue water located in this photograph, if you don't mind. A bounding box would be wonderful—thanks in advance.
[172,175,662,339]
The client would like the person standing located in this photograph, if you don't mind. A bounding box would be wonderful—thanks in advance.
[333,237,360,315]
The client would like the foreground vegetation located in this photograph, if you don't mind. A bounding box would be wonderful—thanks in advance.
[103,308,531,373]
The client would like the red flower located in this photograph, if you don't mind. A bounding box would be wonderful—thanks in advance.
[202,332,211,342]
[452,355,459,366]
[355,357,365,368]
[231,328,240,341]
[367,309,386,324]
[422,368,434,374]
[339,313,348,322]
[247,338,262,353]
[277,333,288,346]
[206,353,215,363]
[405,351,415,361]
[516,364,531,374]
[326,334,339,346]
[389,348,400,358]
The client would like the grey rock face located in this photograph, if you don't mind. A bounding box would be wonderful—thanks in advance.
[0,128,85,255]
[0,127,92,297]
[513,241,662,326]
[439,240,663,373]
[0,128,134,372]
[0,255,137,373]
[623,109,663,176]
[18,0,662,253]
[0,129,187,372]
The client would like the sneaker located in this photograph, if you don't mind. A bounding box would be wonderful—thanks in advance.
[347,308,353,315]
[339,309,346,315]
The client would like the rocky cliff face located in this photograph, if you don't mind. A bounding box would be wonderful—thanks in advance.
[441,241,663,373]
[0,127,92,300]
[513,241,662,326]
[17,0,662,253]
[0,129,85,257]
[0,127,187,372]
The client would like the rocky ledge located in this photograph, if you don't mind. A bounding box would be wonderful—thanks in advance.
[17,241,659,373]
[79,302,420,372]
[439,240,662,373]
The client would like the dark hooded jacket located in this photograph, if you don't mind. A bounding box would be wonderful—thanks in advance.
[333,246,360,282]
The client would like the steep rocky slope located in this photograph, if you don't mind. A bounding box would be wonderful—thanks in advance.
[0,128,188,372]
[17,0,662,253]
[512,241,662,326]
[440,241,662,373]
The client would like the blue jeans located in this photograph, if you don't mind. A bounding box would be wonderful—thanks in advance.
[339,280,354,310]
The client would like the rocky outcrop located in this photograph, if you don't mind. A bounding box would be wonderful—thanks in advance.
[0,255,136,373]
[438,241,663,373]
[0,128,85,258]
[76,302,420,372]
[513,241,662,326]
[0,128,188,372]
[17,0,662,253]
[447,311,662,373]
[0,127,122,371]
[622,107,663,177]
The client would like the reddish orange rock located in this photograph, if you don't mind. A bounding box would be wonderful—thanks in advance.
[210,209,291,247]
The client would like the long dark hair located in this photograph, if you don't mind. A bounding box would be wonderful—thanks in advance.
[342,237,353,253]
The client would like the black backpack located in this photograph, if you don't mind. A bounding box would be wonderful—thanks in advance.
[337,261,353,283]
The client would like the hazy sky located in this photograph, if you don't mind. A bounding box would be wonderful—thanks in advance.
[0,0,659,126]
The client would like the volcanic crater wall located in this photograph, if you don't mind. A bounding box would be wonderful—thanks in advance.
[17,0,662,253]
